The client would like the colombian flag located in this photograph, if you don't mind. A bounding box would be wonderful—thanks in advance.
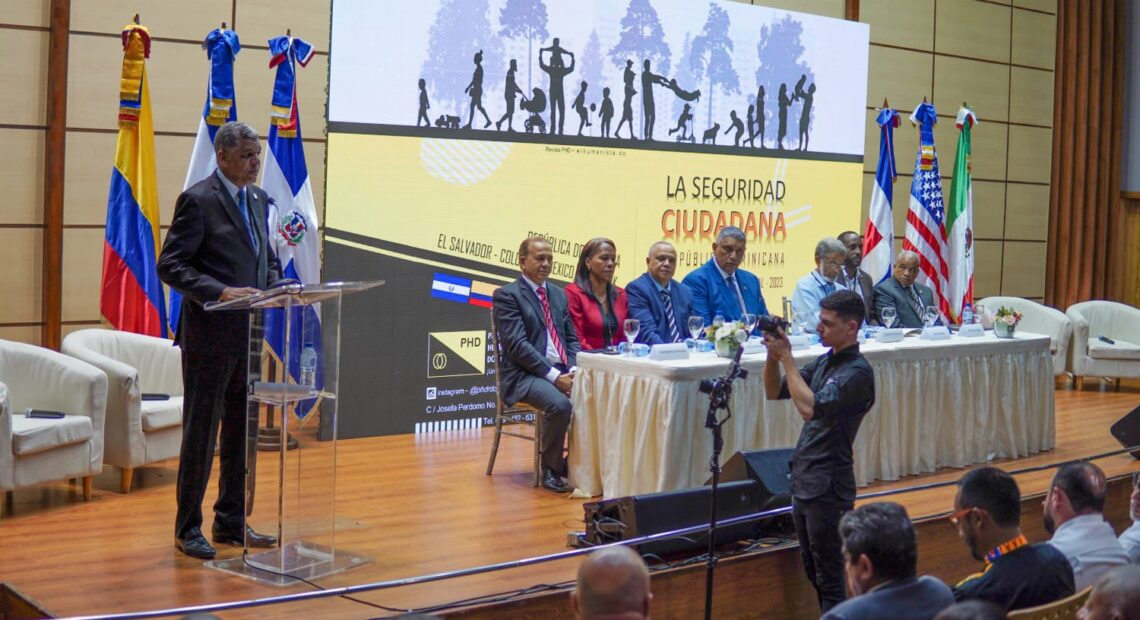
[101,23,168,338]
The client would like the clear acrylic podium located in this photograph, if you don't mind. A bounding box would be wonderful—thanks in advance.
[203,280,383,585]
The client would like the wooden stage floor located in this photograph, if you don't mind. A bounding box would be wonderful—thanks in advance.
[1,381,1138,619]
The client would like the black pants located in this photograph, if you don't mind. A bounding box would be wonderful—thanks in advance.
[174,349,257,539]
[792,494,853,613]
[517,367,572,473]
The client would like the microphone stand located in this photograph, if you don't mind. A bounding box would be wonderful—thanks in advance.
[701,334,749,620]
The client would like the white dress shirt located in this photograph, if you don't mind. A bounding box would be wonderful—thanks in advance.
[1048,513,1131,590]
[1118,519,1140,564]
[521,275,574,383]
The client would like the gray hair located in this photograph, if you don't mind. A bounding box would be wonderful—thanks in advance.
[716,226,746,244]
[214,121,259,152]
[815,237,847,259]
[896,250,920,264]
[647,241,675,257]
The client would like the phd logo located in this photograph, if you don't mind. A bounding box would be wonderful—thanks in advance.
[425,387,437,400]
[427,331,485,378]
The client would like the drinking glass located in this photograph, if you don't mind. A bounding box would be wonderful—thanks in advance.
[687,316,704,351]
[972,304,985,325]
[623,318,640,354]
[741,313,757,334]
[713,314,725,328]
[923,305,939,328]
[881,307,897,329]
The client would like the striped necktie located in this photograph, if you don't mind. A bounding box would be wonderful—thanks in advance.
[907,285,925,317]
[536,286,567,365]
[661,288,682,343]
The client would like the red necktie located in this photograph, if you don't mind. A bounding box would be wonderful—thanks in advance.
[536,286,567,365]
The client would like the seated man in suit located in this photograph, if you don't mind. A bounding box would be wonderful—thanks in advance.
[791,237,848,332]
[836,231,877,325]
[872,251,936,328]
[625,241,692,345]
[492,237,581,493]
[682,226,768,329]
[823,502,955,619]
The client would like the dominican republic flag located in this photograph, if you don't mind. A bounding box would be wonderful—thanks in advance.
[261,35,319,419]
[946,106,978,324]
[431,273,497,308]
[902,101,950,318]
[101,23,167,338]
[862,106,900,285]
[170,27,241,336]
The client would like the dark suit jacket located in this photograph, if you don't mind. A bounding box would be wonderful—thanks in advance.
[158,172,283,357]
[564,283,629,351]
[681,259,768,325]
[625,273,693,345]
[822,576,955,620]
[492,278,581,407]
[872,277,935,328]
[836,268,877,325]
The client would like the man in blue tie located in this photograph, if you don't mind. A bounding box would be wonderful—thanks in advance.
[791,237,849,331]
[625,241,692,345]
[682,226,768,327]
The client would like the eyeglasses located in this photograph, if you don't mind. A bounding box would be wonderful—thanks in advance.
[947,506,977,526]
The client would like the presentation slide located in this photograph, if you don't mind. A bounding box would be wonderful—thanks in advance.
[324,0,868,437]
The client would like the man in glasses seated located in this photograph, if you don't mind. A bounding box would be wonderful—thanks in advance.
[949,466,1075,611]
[791,237,851,331]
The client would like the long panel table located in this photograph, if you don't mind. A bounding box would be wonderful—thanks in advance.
[568,332,1055,499]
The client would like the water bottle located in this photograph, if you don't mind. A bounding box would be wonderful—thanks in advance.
[961,304,974,326]
[299,343,317,388]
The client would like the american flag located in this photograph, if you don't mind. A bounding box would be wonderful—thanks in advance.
[903,101,950,318]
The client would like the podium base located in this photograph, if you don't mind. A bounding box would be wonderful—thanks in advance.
[206,540,371,586]
[258,426,298,451]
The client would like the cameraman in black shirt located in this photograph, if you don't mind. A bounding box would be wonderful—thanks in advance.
[763,289,876,613]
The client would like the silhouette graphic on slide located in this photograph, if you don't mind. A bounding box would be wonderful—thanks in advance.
[798,82,815,151]
[744,104,756,148]
[725,110,744,147]
[463,50,492,130]
[496,59,525,132]
[702,123,720,145]
[416,78,431,127]
[641,59,669,141]
[754,85,766,148]
[520,87,547,134]
[572,81,592,135]
[615,59,638,140]
[777,83,793,150]
[539,38,575,135]
[794,74,808,102]
[435,114,460,129]
[668,102,694,142]
[598,87,614,138]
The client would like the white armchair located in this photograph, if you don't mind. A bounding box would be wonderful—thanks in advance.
[62,329,183,493]
[0,340,107,503]
[978,296,1073,377]
[1066,301,1140,390]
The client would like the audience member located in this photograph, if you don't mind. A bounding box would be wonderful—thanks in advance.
[565,238,629,351]
[492,237,581,493]
[1077,565,1140,620]
[762,290,875,613]
[872,251,936,328]
[822,502,955,620]
[570,546,652,620]
[1043,462,1130,590]
[682,226,768,329]
[625,241,692,345]
[1117,472,1140,564]
[951,467,1075,611]
[791,237,849,331]
[932,600,1007,620]
[835,231,877,324]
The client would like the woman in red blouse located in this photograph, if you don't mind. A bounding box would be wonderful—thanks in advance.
[565,237,629,351]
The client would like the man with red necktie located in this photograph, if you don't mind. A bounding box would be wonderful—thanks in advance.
[493,237,581,492]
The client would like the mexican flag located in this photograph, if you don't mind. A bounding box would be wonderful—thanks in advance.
[945,106,978,324]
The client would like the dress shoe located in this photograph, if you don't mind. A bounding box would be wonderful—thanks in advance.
[212,524,278,548]
[176,528,216,559]
[542,468,570,493]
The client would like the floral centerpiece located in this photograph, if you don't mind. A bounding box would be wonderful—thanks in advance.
[706,321,747,358]
[993,305,1023,339]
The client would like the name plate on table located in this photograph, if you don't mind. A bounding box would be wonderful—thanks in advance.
[648,343,689,361]
[742,339,767,355]
[876,328,906,343]
[958,324,985,338]
[788,335,811,350]
[919,326,951,340]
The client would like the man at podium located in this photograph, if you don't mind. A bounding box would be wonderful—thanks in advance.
[158,121,285,559]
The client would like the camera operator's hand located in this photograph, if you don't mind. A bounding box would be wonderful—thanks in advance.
[763,327,792,363]
[555,372,574,396]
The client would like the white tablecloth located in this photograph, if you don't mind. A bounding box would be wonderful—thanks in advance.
[568,332,1055,498]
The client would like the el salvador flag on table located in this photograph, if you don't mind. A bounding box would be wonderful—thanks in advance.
[170,27,241,336]
[262,34,319,419]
